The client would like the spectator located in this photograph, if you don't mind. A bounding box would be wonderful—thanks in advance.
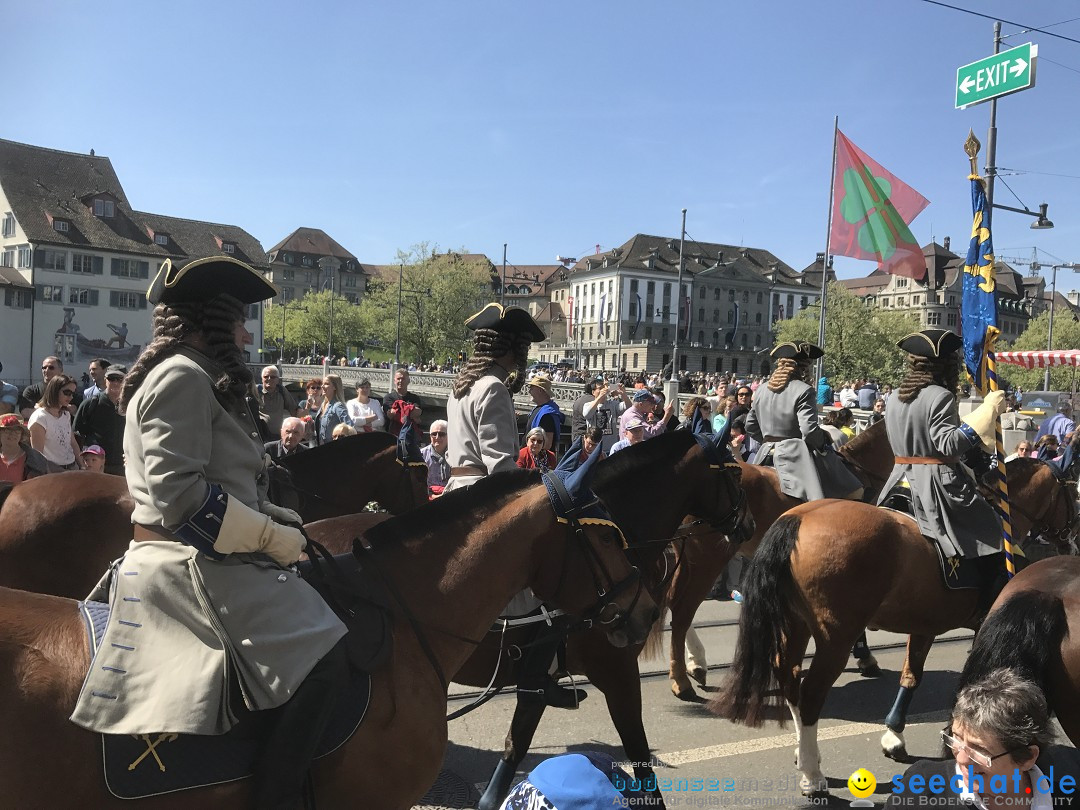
[81,444,106,473]
[857,379,879,410]
[265,417,307,461]
[27,375,85,470]
[524,373,564,451]
[346,379,385,433]
[817,376,833,406]
[257,365,300,436]
[0,414,49,482]
[1034,401,1075,446]
[679,396,713,434]
[1033,435,1061,464]
[517,426,556,471]
[383,368,421,436]
[839,381,859,409]
[570,377,603,439]
[581,379,629,439]
[314,375,352,446]
[421,419,450,494]
[0,361,18,415]
[711,396,729,434]
[497,751,653,809]
[84,358,110,400]
[609,417,646,454]
[869,397,887,426]
[618,389,672,440]
[20,356,81,418]
[1004,440,1032,463]
[73,364,127,476]
[728,385,754,422]
[729,415,759,462]
[821,408,853,448]
[298,378,323,445]
[331,423,356,440]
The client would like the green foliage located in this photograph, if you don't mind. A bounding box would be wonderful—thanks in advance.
[995,310,1080,391]
[357,243,493,364]
[267,290,369,360]
[775,281,921,385]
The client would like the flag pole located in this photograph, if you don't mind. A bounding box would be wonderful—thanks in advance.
[816,116,839,383]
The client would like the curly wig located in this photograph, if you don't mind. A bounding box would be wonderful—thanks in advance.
[452,328,532,399]
[766,358,809,393]
[897,353,960,404]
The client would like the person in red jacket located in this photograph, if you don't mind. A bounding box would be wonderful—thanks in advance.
[516,427,556,471]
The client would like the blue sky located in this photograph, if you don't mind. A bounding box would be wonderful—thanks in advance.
[7,1,1080,287]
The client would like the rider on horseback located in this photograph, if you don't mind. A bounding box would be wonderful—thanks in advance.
[877,329,1006,567]
[745,341,863,501]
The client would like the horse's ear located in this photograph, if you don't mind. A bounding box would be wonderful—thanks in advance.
[564,439,603,498]
[556,436,584,472]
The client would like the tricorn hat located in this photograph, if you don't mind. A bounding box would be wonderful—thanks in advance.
[464,303,546,342]
[770,341,824,361]
[896,329,963,358]
[147,256,278,306]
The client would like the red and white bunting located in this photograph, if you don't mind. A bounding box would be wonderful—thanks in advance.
[995,350,1080,369]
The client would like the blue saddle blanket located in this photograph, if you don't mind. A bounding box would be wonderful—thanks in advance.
[79,600,371,800]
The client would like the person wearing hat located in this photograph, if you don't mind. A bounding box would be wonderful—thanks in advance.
[0,413,50,482]
[745,341,863,501]
[73,363,128,476]
[609,416,647,454]
[445,302,586,709]
[618,388,673,439]
[876,329,1006,565]
[80,444,106,473]
[68,256,348,808]
[524,372,564,451]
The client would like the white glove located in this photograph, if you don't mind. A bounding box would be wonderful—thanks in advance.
[262,502,304,528]
[215,496,304,566]
[961,390,1007,451]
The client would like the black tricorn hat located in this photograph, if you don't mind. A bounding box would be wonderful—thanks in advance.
[770,341,824,361]
[897,329,963,358]
[464,303,546,342]
[147,256,278,306]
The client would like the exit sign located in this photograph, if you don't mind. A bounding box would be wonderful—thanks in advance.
[955,43,1038,109]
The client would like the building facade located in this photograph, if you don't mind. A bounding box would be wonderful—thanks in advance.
[0,139,268,383]
[266,227,367,306]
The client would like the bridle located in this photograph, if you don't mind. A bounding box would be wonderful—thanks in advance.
[990,467,1080,552]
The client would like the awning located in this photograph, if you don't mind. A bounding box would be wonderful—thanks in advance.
[995,350,1080,369]
[0,267,32,288]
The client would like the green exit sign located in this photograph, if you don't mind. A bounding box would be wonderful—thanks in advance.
[956,43,1037,109]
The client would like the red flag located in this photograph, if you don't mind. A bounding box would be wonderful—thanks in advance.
[829,131,930,280]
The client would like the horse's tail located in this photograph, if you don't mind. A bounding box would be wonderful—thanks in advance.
[957,589,1068,699]
[711,513,802,727]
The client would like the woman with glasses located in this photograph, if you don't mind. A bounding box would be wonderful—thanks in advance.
[887,668,1080,808]
[27,375,85,470]
[346,378,385,433]
[728,387,753,422]
[678,396,714,434]
[517,426,556,471]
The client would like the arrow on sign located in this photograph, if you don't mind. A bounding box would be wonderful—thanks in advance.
[1010,57,1027,77]
[959,76,976,94]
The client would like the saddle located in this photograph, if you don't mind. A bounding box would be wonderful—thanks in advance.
[78,544,392,800]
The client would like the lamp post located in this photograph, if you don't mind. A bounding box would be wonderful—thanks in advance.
[991,201,1054,230]
[670,208,687,383]
[1045,263,1080,390]
[318,256,340,363]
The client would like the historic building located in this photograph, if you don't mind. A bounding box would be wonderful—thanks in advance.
[534,233,826,376]
[266,227,367,305]
[0,139,268,383]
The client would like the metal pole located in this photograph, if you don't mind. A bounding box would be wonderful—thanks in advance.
[1045,264,1059,391]
[395,262,403,367]
[817,116,839,383]
[327,267,335,361]
[281,302,286,361]
[671,208,687,382]
[501,243,507,307]
[616,277,623,379]
[985,22,1002,216]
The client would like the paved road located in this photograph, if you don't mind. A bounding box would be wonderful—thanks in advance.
[413,599,995,809]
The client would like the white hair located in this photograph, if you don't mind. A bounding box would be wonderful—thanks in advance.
[430,419,448,432]
[262,365,280,376]
[281,416,304,434]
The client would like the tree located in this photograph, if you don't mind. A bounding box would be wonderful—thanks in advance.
[776,282,921,385]
[358,243,493,364]
[267,290,369,361]
[995,310,1080,392]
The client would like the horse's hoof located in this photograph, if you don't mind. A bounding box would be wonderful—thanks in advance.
[882,728,908,760]
[689,666,707,686]
[857,656,882,678]
[671,681,697,701]
[799,774,830,797]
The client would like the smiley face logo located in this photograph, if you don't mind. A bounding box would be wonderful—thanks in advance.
[848,768,876,799]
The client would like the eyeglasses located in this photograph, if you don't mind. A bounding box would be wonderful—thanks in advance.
[60,389,76,397]
[263,375,279,380]
[429,431,445,437]
[940,729,1014,769]
[738,392,751,397]
[42,365,57,371]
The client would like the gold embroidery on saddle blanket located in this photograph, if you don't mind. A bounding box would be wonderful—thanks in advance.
[128,733,177,772]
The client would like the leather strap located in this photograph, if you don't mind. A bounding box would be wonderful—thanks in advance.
[763,435,791,443]
[132,524,178,543]
[895,456,953,465]
[450,465,486,478]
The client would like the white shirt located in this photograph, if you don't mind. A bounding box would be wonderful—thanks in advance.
[956,762,1051,810]
[347,398,385,431]
[28,407,76,466]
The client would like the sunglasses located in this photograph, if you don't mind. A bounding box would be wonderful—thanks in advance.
[738,392,751,396]
[60,389,76,397]
[430,431,446,437]
[42,365,57,370]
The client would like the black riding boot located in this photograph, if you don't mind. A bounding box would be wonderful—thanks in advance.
[253,640,349,809]
[515,617,586,710]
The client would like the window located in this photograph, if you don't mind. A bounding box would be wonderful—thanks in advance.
[947,313,957,327]
[222,243,236,255]
[646,281,655,295]
[111,290,147,310]
[632,353,638,367]
[282,287,294,302]
[742,290,749,303]
[713,308,719,323]
[895,277,908,288]
[283,269,295,280]
[741,333,748,348]
[41,285,64,302]
[111,258,149,279]
[629,301,637,316]
[728,289,735,302]
[755,313,762,325]
[4,288,31,308]
[154,234,169,246]
[927,311,941,325]
[897,296,906,307]
[741,310,747,324]
[1,249,14,267]
[698,307,705,322]
[588,327,593,340]
[948,296,956,307]
[662,328,669,340]
[54,219,70,233]
[715,357,723,372]
[17,245,31,268]
[302,256,312,267]
[727,309,734,324]
[800,296,808,308]
[698,330,705,344]
[68,288,99,306]
[732,358,739,373]
[913,295,921,305]
[757,292,763,304]
[699,285,706,298]
[590,305,595,317]
[284,253,294,265]
[93,198,115,218]
[42,249,66,270]
[629,279,638,292]
[343,275,356,288]
[245,303,259,320]
[1,212,14,237]
[714,289,721,301]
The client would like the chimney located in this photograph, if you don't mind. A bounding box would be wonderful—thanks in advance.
[943,236,951,251]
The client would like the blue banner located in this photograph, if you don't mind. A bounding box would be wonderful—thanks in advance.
[960,177,998,393]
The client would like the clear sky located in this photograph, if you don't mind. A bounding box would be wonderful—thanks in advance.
[6,1,1079,287]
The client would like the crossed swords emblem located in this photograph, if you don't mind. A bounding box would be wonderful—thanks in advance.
[128,733,178,772]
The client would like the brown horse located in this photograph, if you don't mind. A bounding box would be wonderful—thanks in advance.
[713,457,1078,796]
[0,432,428,600]
[954,556,1080,745]
[0,470,657,809]
[665,421,895,698]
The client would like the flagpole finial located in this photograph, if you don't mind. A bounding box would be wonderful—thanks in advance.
[964,130,982,178]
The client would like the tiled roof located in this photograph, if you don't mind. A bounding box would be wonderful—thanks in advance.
[839,275,890,295]
[0,139,266,266]
[0,267,31,288]
[267,227,360,267]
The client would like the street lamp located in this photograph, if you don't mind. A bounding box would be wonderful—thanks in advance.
[1044,263,1080,390]
[318,256,340,361]
[992,201,1054,230]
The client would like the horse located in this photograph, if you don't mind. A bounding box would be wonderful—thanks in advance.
[954,556,1080,746]
[0,469,657,809]
[664,420,895,699]
[0,432,428,600]
[713,457,1079,795]
[302,430,754,810]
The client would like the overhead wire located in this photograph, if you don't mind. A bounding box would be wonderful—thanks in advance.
[918,0,1080,46]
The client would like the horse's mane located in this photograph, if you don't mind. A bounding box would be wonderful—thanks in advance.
[280,431,396,475]
[364,468,538,545]
[840,418,886,458]
[593,430,698,491]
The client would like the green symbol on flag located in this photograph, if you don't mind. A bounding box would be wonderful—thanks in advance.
[839,167,918,261]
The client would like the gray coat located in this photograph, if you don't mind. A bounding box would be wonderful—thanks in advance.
[745,379,862,501]
[70,347,345,736]
[443,365,519,493]
[876,383,1000,559]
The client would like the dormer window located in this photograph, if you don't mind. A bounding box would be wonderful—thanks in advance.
[2,212,14,237]
[54,219,70,233]
[284,252,293,265]
[154,233,169,246]
[93,198,115,218]
[302,256,313,267]
[222,242,235,255]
